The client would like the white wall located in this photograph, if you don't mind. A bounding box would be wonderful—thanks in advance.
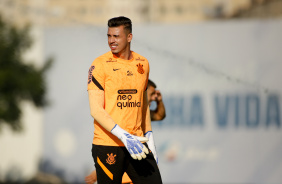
[43,19,282,183]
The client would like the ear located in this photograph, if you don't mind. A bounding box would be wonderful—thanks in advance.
[127,33,133,43]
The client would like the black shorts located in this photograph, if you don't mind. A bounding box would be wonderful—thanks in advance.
[92,144,162,184]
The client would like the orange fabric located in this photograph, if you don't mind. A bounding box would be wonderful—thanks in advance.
[97,156,113,180]
[122,172,132,183]
[87,51,150,146]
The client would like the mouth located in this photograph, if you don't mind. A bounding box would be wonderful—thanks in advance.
[110,45,117,50]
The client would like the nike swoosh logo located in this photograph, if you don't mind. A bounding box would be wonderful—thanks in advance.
[113,68,120,71]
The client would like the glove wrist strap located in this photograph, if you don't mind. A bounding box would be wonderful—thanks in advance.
[111,124,126,140]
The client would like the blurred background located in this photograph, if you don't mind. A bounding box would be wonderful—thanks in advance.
[1,0,282,183]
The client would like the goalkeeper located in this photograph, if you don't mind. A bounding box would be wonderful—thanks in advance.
[87,16,162,184]
[85,79,166,184]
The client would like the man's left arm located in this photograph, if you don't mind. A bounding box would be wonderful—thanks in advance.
[142,91,158,164]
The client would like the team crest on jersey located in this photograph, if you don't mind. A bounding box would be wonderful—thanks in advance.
[106,153,116,165]
[106,58,117,62]
[88,66,95,84]
[136,63,144,74]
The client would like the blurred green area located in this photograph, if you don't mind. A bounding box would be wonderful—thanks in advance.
[0,14,53,132]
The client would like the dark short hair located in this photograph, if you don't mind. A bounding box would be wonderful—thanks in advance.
[148,79,157,88]
[108,16,132,33]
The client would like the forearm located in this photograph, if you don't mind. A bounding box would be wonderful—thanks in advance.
[145,104,152,132]
[142,91,152,133]
[143,92,158,163]
[88,90,116,132]
[151,100,166,121]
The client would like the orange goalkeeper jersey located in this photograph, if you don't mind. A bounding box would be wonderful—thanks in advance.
[87,51,150,146]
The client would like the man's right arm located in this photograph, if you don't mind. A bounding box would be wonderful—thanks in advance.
[88,59,116,131]
[150,90,166,121]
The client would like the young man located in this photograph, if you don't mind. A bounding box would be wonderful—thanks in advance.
[87,16,162,184]
[147,79,166,121]
[85,79,166,184]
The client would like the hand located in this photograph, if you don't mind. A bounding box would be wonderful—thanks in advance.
[85,170,97,184]
[155,90,162,102]
[111,124,149,160]
[145,131,158,164]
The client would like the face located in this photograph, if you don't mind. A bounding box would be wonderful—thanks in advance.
[107,25,132,55]
[147,86,157,106]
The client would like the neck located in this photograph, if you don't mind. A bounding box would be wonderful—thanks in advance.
[113,51,132,60]
[113,44,132,60]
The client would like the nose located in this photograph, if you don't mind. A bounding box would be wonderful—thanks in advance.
[109,36,114,44]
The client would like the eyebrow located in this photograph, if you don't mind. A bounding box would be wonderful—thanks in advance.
[107,34,119,37]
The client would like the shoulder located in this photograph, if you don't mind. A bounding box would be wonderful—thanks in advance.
[133,52,148,63]
[91,51,113,66]
[132,52,149,69]
[133,52,150,76]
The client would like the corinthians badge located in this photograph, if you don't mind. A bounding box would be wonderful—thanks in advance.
[106,153,116,165]
[136,63,144,74]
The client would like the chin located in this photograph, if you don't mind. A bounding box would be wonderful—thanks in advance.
[111,50,119,54]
